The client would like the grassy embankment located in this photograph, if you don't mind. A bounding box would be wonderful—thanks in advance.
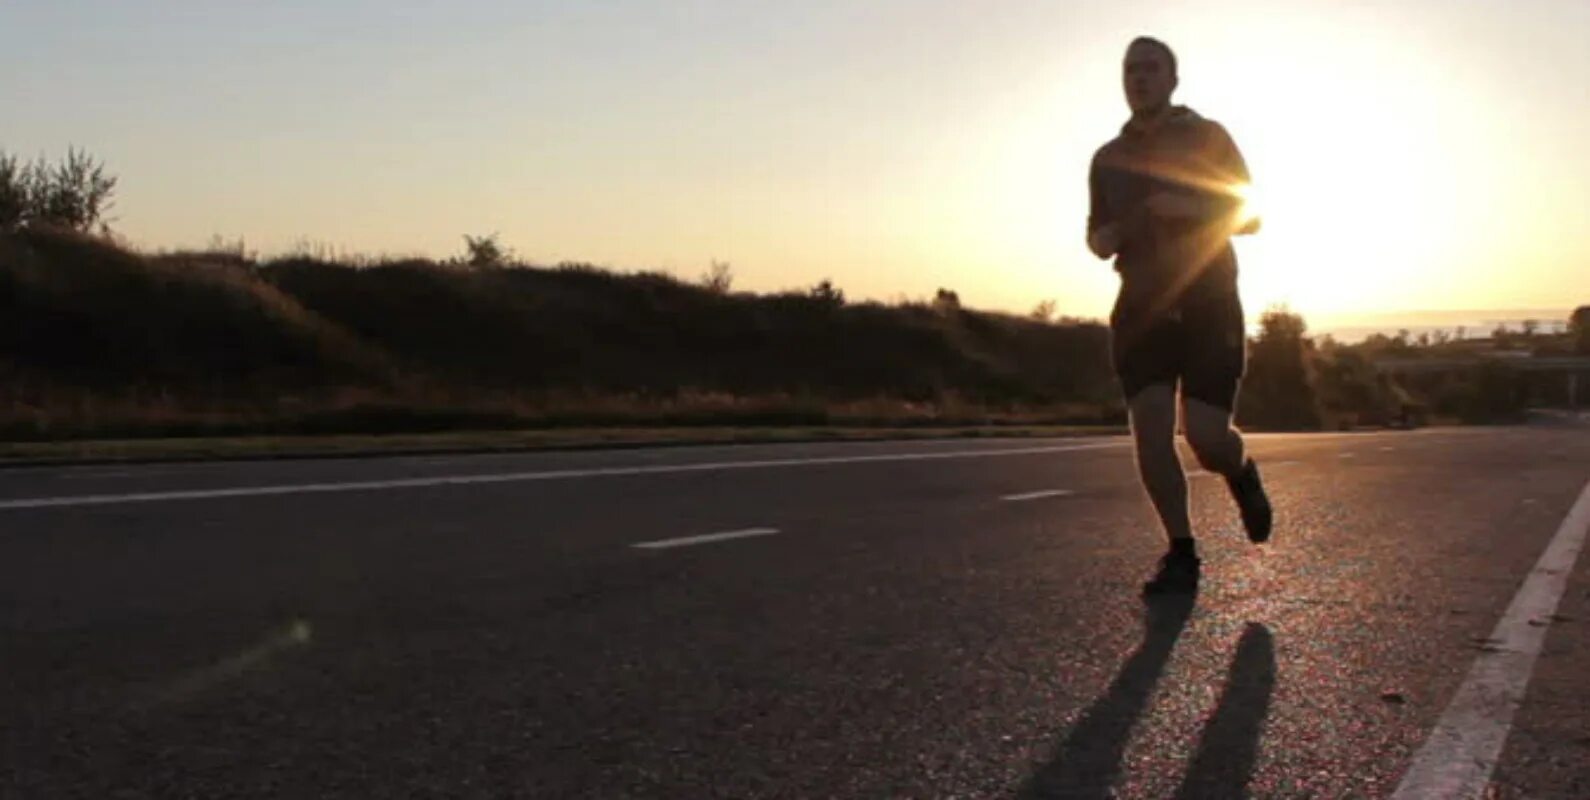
[0,228,1122,460]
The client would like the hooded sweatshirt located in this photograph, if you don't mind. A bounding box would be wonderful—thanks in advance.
[1088,106,1254,325]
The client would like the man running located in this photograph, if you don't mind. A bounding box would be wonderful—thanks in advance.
[1086,36,1272,595]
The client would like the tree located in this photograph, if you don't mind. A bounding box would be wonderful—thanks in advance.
[1571,306,1590,354]
[933,288,961,314]
[809,278,844,306]
[700,260,733,294]
[462,233,509,268]
[1030,299,1057,323]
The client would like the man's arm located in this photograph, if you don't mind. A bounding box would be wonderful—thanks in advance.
[1086,154,1120,260]
[1088,153,1152,259]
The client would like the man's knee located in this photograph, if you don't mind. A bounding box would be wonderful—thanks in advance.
[1130,386,1177,445]
[1129,384,1177,425]
[1183,407,1240,472]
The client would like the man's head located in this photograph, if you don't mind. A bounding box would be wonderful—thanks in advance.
[1123,36,1178,115]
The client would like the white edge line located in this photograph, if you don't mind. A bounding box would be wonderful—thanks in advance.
[1391,478,1590,799]
[1001,489,1076,502]
[0,441,1128,510]
[632,528,780,550]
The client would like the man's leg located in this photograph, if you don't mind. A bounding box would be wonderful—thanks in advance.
[1130,384,1192,543]
[1131,383,1201,594]
[1184,397,1272,543]
[1114,312,1200,593]
[1183,398,1246,476]
[1181,298,1272,544]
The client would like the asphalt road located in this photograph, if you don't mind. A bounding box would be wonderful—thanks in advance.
[3,428,1588,798]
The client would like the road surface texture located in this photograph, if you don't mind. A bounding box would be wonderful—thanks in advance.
[3,427,1588,798]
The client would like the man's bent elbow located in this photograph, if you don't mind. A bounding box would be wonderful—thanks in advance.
[1087,229,1118,259]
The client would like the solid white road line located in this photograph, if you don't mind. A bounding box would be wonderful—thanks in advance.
[0,441,1128,510]
[1001,489,1075,502]
[1392,478,1590,799]
[631,528,780,550]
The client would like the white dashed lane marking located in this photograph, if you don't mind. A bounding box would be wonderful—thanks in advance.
[1001,490,1075,502]
[631,528,781,550]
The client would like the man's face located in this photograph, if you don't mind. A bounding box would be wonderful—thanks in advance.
[1123,41,1176,113]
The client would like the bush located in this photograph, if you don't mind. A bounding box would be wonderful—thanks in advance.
[1455,362,1526,423]
[0,148,117,233]
[462,233,509,268]
[1310,342,1401,428]
[1237,306,1323,430]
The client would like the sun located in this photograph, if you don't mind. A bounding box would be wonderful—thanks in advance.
[1189,33,1497,319]
[1228,125,1457,316]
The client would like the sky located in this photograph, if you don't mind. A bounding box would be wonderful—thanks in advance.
[3,0,1586,323]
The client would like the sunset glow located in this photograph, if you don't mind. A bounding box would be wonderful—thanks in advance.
[2,1,1583,321]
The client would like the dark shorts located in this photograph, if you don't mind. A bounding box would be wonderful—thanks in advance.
[1110,295,1247,409]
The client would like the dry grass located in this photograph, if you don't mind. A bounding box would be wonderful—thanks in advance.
[1,227,1125,444]
[8,227,1539,447]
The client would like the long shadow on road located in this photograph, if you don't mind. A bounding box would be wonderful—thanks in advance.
[1173,623,1277,799]
[1018,600,1276,799]
[1018,596,1195,799]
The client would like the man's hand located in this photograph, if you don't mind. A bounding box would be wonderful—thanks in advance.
[1144,191,1203,219]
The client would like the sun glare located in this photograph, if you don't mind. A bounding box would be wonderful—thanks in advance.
[1233,183,1262,229]
[1193,30,1499,318]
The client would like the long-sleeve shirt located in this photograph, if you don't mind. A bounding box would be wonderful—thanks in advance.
[1088,105,1254,325]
